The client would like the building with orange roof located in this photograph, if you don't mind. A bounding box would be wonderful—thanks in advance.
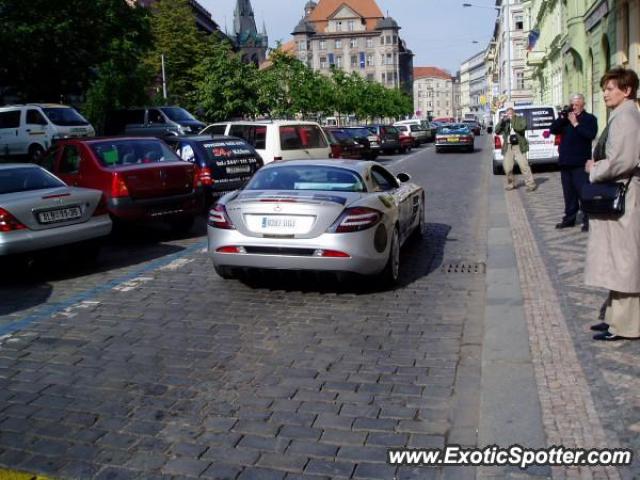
[413,66,456,120]
[290,0,413,94]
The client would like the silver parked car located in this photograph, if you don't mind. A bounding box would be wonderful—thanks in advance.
[0,164,112,258]
[207,160,425,285]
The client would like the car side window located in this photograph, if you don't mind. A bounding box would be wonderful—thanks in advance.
[26,109,48,126]
[60,146,81,174]
[370,166,398,192]
[148,109,165,124]
[203,125,227,135]
[177,143,196,163]
[0,111,21,129]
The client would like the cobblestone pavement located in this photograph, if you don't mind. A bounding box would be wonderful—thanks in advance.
[0,143,490,479]
[507,170,639,479]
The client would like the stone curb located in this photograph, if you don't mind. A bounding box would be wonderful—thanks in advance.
[477,172,550,479]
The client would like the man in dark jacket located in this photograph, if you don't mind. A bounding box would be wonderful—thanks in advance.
[550,94,598,231]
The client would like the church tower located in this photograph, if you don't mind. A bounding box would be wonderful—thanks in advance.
[233,0,268,65]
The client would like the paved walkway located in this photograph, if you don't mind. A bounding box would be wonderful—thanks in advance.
[488,169,639,480]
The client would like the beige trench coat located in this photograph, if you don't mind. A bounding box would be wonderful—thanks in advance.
[585,99,640,293]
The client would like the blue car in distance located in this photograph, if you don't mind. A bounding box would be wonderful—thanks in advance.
[165,135,264,205]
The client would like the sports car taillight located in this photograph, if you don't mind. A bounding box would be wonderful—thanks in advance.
[494,135,502,150]
[329,207,382,233]
[93,194,108,216]
[208,204,235,229]
[0,207,27,232]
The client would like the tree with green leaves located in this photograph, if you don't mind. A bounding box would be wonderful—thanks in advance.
[145,0,206,109]
[0,0,152,103]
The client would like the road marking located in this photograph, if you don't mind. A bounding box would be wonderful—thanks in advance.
[388,147,432,166]
[0,240,207,339]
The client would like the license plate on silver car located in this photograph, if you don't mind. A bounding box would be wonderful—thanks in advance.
[245,214,315,235]
[38,206,82,224]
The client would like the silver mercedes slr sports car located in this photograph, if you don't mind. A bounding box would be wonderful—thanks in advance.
[0,164,112,257]
[207,160,425,284]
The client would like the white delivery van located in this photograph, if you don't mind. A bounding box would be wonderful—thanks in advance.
[492,105,559,175]
[0,104,95,161]
[200,120,331,164]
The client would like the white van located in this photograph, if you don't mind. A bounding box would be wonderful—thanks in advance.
[0,104,95,161]
[492,105,559,175]
[200,120,331,164]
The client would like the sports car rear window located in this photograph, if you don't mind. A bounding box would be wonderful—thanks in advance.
[90,140,180,168]
[245,165,365,192]
[0,166,65,194]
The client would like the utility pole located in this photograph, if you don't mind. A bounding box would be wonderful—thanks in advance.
[506,0,511,101]
[161,54,168,100]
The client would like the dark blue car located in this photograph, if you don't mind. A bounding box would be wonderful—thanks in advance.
[165,135,264,204]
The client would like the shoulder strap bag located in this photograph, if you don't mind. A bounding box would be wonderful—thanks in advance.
[580,123,634,216]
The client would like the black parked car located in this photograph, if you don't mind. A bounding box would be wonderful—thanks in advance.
[365,125,401,154]
[164,135,263,205]
[104,106,205,138]
[341,127,381,160]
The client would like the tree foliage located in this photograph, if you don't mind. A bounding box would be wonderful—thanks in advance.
[0,0,151,102]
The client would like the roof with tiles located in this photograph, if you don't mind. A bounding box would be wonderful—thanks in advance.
[306,0,385,32]
[413,66,453,81]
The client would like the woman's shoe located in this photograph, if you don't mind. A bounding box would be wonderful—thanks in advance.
[590,322,610,332]
[593,331,625,341]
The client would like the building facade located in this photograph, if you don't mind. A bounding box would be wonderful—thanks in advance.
[413,67,453,119]
[489,0,533,108]
[231,0,268,65]
[460,49,489,119]
[291,0,414,94]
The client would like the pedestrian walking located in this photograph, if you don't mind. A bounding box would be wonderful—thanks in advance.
[585,67,640,341]
[550,94,598,232]
[495,107,537,191]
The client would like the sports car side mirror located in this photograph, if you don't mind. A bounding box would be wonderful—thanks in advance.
[397,172,411,183]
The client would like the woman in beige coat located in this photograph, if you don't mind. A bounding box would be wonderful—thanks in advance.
[585,67,640,341]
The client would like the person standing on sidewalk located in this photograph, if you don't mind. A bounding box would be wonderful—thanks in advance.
[550,94,598,232]
[585,67,640,341]
[495,107,537,191]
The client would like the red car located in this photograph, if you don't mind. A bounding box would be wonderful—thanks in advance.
[324,128,365,159]
[40,137,200,231]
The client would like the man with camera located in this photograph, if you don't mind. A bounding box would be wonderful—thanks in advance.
[495,106,537,191]
[550,94,598,232]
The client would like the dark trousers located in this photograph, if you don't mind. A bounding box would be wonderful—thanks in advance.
[561,166,589,226]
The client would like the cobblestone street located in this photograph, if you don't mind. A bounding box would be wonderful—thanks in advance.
[0,144,490,479]
[508,169,640,479]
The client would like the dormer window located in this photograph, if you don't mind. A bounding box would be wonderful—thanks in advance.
[348,20,355,31]
[336,21,343,31]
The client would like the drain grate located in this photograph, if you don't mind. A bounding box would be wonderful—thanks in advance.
[441,262,486,274]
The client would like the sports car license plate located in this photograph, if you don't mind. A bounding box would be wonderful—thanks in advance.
[226,165,251,174]
[245,215,315,235]
[38,206,82,224]
[447,137,459,142]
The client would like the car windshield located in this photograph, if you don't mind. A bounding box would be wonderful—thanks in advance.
[160,107,197,122]
[347,128,373,138]
[410,125,422,132]
[245,165,365,192]
[41,108,90,126]
[90,139,180,168]
[0,166,65,194]
[438,124,469,134]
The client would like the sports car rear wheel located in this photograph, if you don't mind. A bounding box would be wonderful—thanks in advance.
[379,227,400,286]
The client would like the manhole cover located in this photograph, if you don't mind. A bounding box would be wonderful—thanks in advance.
[441,262,486,274]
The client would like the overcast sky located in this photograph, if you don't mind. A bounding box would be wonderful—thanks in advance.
[201,0,498,73]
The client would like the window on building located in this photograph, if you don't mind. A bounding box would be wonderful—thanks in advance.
[514,14,524,30]
[350,38,357,48]
[380,36,385,45]
[359,52,365,69]
[336,55,342,68]
[320,57,327,69]
[350,55,357,67]
[335,39,342,49]
[348,20,355,31]
[298,41,305,52]
[367,38,374,48]
[515,70,525,89]
[381,72,386,82]
[319,40,326,50]
[393,35,398,44]
[386,53,393,65]
[385,35,391,44]
[328,53,335,66]
[367,54,374,66]
[336,21,343,31]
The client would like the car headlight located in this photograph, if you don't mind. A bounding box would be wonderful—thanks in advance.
[180,126,192,134]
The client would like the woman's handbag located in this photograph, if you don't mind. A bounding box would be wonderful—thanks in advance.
[580,179,632,216]
[580,123,634,216]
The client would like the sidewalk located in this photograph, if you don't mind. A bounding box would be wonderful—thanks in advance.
[480,167,639,480]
